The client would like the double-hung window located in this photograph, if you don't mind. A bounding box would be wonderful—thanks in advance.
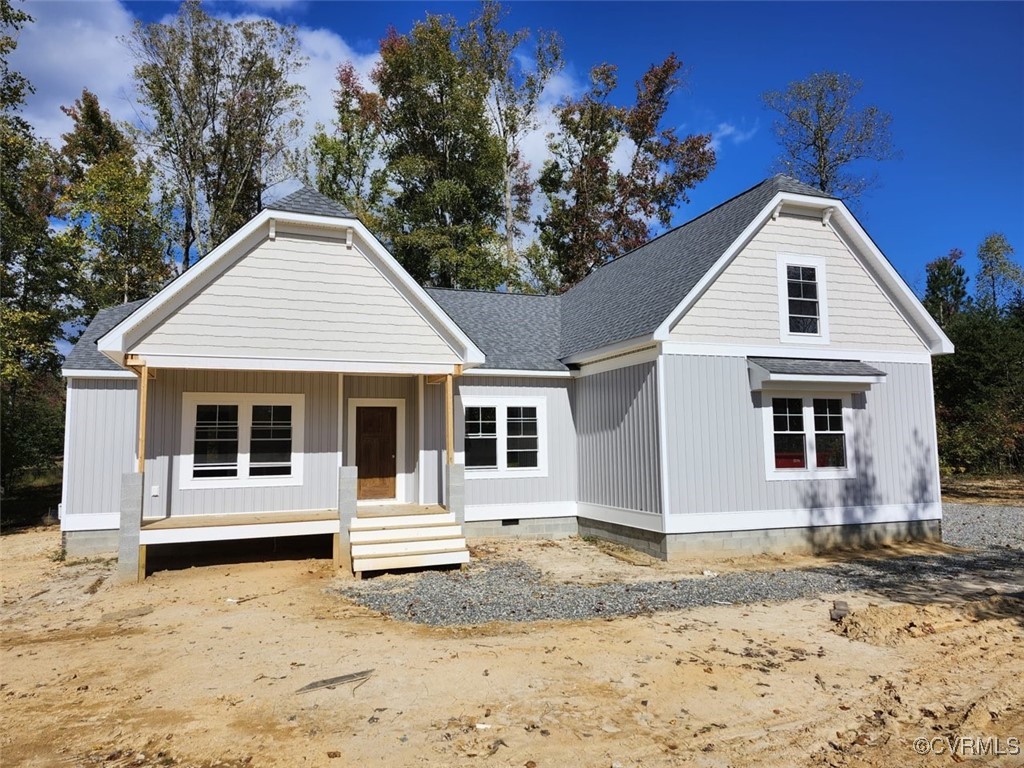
[181,393,304,489]
[462,397,547,478]
[777,254,829,344]
[763,394,853,480]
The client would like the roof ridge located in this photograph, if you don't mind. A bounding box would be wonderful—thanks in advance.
[426,286,559,299]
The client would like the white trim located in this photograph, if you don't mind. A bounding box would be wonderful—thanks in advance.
[760,393,856,481]
[140,517,339,545]
[577,502,665,533]
[664,502,941,534]
[61,369,136,380]
[417,374,425,504]
[460,395,549,479]
[777,252,831,345]
[462,368,572,378]
[660,341,932,364]
[656,355,672,516]
[179,392,305,490]
[464,501,577,521]
[61,513,120,532]
[651,192,954,355]
[575,346,660,377]
[925,357,944,507]
[127,354,460,375]
[561,334,654,366]
[96,210,485,366]
[346,397,408,503]
[59,380,74,518]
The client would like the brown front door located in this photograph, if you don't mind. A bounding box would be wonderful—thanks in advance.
[356,406,397,500]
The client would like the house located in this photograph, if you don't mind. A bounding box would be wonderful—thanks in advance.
[59,176,953,581]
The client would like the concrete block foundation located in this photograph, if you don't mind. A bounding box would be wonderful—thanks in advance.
[579,517,943,561]
[63,529,119,558]
[464,516,578,539]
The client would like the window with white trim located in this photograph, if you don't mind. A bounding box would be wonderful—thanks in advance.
[777,254,830,344]
[461,396,547,478]
[181,393,304,489]
[762,394,853,480]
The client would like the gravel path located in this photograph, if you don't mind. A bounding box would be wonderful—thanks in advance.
[337,503,1024,626]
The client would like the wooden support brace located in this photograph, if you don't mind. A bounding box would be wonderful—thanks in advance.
[136,364,149,474]
[138,544,147,583]
[332,533,342,569]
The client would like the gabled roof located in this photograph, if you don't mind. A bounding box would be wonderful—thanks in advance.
[264,184,355,219]
[427,289,566,371]
[559,175,830,358]
[64,299,149,373]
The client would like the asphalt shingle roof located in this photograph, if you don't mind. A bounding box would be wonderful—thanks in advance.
[63,299,149,372]
[749,357,887,378]
[426,288,566,371]
[559,174,831,357]
[264,185,355,219]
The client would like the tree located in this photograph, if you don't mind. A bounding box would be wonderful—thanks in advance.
[975,233,1022,309]
[127,0,306,267]
[923,248,968,327]
[762,71,897,202]
[1,0,79,486]
[372,16,509,289]
[461,1,562,273]
[537,56,715,290]
[290,62,385,226]
[59,90,174,325]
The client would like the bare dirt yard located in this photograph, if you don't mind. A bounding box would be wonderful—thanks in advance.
[2,511,1022,768]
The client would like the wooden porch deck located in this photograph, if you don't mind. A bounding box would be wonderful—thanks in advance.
[140,504,446,531]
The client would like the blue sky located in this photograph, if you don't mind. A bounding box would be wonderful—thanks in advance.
[15,1,1024,295]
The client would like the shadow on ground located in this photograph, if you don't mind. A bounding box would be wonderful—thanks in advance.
[145,533,334,574]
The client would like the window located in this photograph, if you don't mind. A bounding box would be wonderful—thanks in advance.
[777,254,829,344]
[461,397,547,478]
[465,406,498,468]
[813,398,847,469]
[181,393,304,489]
[787,265,819,334]
[772,398,806,469]
[762,394,853,480]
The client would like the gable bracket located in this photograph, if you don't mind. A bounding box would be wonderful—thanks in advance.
[269,218,276,241]
[345,227,354,250]
[821,207,835,227]
[771,201,784,221]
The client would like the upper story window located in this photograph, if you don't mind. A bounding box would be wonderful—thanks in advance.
[777,254,830,344]
[181,393,304,489]
[462,396,548,478]
[762,393,853,480]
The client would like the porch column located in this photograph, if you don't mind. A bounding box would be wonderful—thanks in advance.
[117,472,145,583]
[444,366,465,525]
[336,466,358,575]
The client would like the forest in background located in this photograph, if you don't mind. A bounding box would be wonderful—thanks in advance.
[2,0,1021,499]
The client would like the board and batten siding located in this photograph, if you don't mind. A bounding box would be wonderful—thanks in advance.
[451,377,577,508]
[342,375,419,503]
[670,213,927,351]
[143,370,338,518]
[62,378,138,524]
[660,354,941,516]
[132,229,460,365]
[575,362,662,515]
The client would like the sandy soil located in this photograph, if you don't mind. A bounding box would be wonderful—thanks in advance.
[2,527,1022,768]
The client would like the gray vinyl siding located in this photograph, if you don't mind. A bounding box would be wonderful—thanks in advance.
[421,380,445,504]
[63,379,138,521]
[576,362,662,514]
[452,377,577,507]
[661,355,941,514]
[144,370,338,518]
[341,375,419,502]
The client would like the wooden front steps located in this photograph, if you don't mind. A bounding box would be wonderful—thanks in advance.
[350,507,469,575]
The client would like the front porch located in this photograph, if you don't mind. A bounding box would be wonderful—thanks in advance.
[119,366,469,582]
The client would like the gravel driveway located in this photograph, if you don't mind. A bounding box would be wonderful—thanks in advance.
[337,504,1024,626]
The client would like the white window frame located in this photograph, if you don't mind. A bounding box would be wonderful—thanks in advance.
[180,392,305,490]
[460,395,548,479]
[761,392,854,481]
[777,253,830,345]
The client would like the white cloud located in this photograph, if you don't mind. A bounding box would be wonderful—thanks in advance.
[11,0,139,144]
[709,120,759,152]
[10,0,378,154]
